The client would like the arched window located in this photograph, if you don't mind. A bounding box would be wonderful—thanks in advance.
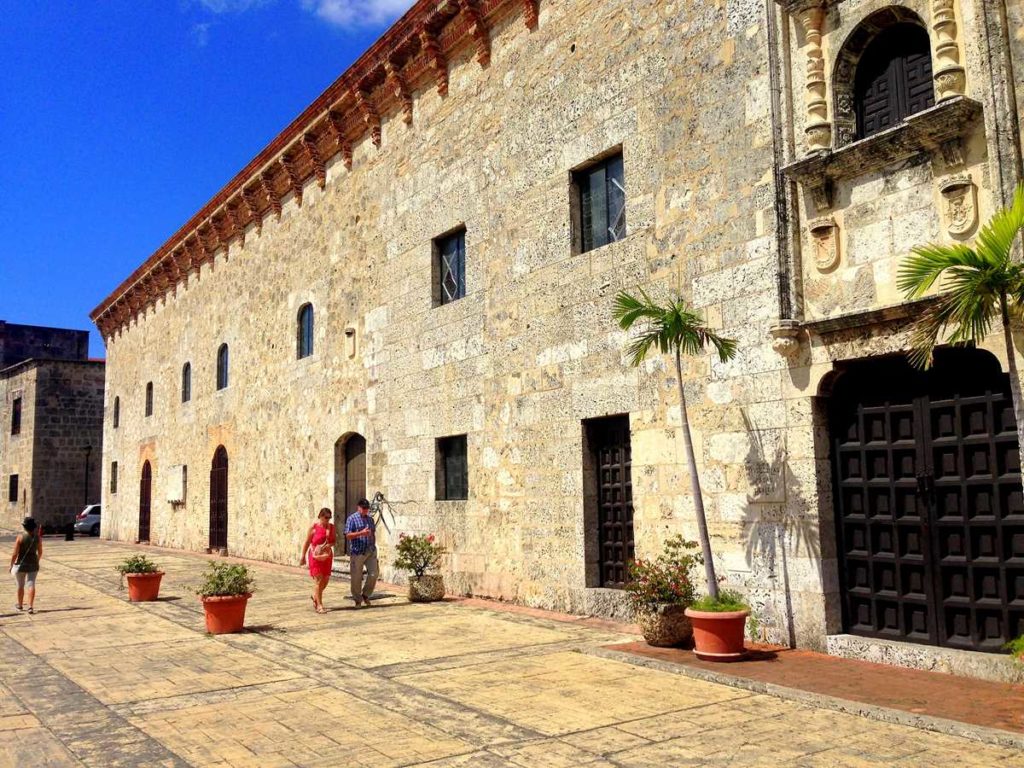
[182,362,192,403]
[113,396,120,429]
[854,23,934,140]
[297,304,314,359]
[145,382,154,417]
[216,344,229,390]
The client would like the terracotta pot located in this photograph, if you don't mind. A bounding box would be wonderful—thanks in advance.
[685,608,749,661]
[201,593,252,634]
[408,574,445,603]
[125,572,164,602]
[636,603,693,647]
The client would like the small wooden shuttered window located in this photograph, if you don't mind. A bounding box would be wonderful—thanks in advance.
[576,153,626,254]
[855,24,934,140]
[297,304,314,359]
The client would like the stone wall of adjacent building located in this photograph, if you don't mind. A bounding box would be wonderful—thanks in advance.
[0,360,104,529]
[0,321,89,367]
[1,365,38,530]
[97,0,1024,651]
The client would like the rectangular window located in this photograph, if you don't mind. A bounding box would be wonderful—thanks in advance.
[574,151,626,254]
[145,382,154,417]
[110,461,118,494]
[11,397,21,435]
[436,435,468,501]
[434,228,466,305]
[8,475,18,503]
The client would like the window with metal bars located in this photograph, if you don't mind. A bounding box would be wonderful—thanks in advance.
[575,152,626,254]
[10,397,21,435]
[436,435,468,501]
[297,304,314,359]
[434,228,466,306]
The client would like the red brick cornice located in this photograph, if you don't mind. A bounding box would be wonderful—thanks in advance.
[91,0,539,339]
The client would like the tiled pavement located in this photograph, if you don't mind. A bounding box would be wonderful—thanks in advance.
[0,538,1020,767]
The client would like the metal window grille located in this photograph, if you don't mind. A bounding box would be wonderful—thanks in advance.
[437,435,468,500]
[577,153,626,254]
[217,345,229,390]
[182,363,191,403]
[437,230,466,305]
[297,304,314,359]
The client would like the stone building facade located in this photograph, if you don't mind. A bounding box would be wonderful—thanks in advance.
[0,323,104,530]
[92,0,1024,675]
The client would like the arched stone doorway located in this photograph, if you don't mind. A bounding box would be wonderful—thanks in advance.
[209,446,229,551]
[829,348,1023,652]
[334,434,366,554]
[138,461,152,543]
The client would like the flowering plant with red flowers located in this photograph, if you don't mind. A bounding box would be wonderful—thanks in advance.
[625,535,701,613]
[394,532,447,577]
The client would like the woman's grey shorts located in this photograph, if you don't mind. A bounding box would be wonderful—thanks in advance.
[14,570,37,589]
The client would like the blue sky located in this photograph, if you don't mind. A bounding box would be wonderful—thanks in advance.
[0,0,412,358]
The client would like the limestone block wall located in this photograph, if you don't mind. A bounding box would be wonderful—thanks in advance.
[99,0,906,649]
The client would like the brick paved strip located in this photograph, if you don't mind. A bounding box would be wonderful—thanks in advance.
[0,635,190,768]
[586,645,1024,752]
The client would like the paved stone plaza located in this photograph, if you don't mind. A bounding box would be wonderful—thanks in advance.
[0,538,1019,767]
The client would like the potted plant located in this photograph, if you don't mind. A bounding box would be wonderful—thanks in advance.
[196,561,255,634]
[686,590,751,661]
[115,554,164,602]
[394,533,447,602]
[614,289,749,660]
[625,535,701,647]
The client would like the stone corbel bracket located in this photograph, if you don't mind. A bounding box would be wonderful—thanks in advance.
[460,0,491,68]
[770,318,804,358]
[385,59,414,126]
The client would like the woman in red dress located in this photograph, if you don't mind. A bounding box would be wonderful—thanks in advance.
[301,507,336,613]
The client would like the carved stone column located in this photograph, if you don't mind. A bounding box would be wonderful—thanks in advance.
[798,3,831,153]
[931,0,966,100]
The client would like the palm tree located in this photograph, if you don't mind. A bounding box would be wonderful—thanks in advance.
[898,185,1024,460]
[613,289,737,600]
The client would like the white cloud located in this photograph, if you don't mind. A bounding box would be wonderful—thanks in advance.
[197,0,273,11]
[302,0,413,29]
[191,21,213,46]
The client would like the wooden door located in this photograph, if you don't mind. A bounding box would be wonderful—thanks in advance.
[592,416,634,588]
[138,461,152,542]
[209,446,228,551]
[343,435,366,555]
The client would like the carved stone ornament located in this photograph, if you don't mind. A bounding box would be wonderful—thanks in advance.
[931,0,966,101]
[940,173,977,236]
[769,319,802,358]
[809,216,840,272]
[798,4,831,153]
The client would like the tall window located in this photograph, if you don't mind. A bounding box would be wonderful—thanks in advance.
[575,152,626,253]
[297,304,314,359]
[436,434,468,501]
[434,228,466,305]
[145,382,154,417]
[216,344,230,390]
[855,24,934,139]
[110,461,118,494]
[8,475,18,503]
[182,363,192,403]
[10,397,21,435]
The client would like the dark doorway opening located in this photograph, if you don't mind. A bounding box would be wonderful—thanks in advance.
[830,349,1024,652]
[138,461,152,543]
[335,434,366,555]
[209,446,228,551]
[583,415,635,589]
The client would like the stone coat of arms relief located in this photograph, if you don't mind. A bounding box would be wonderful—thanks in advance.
[809,216,840,272]
[939,173,977,237]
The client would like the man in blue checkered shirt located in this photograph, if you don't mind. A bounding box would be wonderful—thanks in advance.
[345,498,377,607]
